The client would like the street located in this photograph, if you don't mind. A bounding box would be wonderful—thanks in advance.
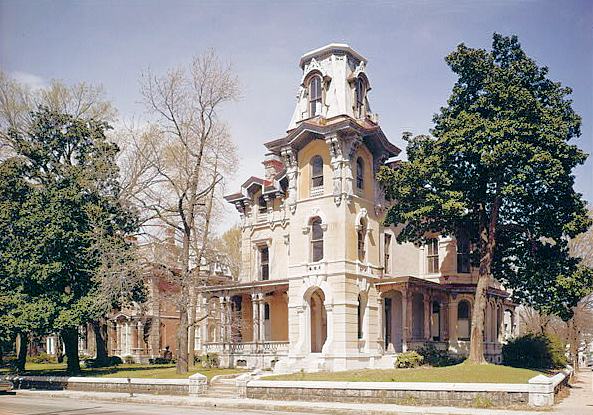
[0,395,316,415]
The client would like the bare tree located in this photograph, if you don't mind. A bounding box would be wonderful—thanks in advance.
[213,225,242,281]
[135,50,239,373]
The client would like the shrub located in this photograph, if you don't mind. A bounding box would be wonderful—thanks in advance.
[109,355,123,366]
[415,344,463,367]
[123,355,135,364]
[195,353,219,368]
[503,333,567,369]
[27,352,56,364]
[149,357,172,365]
[395,351,423,368]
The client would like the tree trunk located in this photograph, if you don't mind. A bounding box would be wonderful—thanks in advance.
[92,319,109,366]
[56,335,64,363]
[16,332,28,373]
[176,304,189,374]
[188,290,197,368]
[468,198,501,364]
[62,328,81,375]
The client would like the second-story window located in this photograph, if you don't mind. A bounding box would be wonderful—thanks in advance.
[384,233,392,274]
[311,217,324,262]
[426,238,439,273]
[311,155,324,194]
[356,157,364,190]
[457,234,471,273]
[259,245,269,280]
[309,75,322,117]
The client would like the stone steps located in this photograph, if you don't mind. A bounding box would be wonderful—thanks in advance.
[203,379,238,398]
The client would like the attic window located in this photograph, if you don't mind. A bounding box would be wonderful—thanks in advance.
[355,77,366,118]
[309,75,322,117]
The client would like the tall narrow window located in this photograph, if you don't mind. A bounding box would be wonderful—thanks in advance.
[311,155,324,191]
[458,300,471,340]
[259,246,269,280]
[426,238,439,273]
[384,233,392,274]
[309,75,322,117]
[357,229,365,261]
[457,234,470,273]
[355,78,365,118]
[311,217,324,262]
[356,157,364,190]
[357,294,364,340]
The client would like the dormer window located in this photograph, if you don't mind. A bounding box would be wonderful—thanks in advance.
[308,75,322,117]
[311,155,324,196]
[356,157,364,190]
[354,77,366,118]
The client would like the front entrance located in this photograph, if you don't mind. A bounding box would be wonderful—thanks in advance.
[310,289,327,353]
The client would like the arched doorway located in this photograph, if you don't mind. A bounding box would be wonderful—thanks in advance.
[412,293,424,339]
[309,289,327,353]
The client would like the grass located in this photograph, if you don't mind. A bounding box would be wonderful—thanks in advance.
[0,362,244,380]
[262,362,544,384]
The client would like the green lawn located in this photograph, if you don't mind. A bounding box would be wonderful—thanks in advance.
[262,362,543,384]
[0,362,244,380]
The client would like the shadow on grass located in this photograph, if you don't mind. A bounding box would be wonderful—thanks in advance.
[0,363,177,378]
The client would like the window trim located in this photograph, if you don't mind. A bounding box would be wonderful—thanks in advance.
[354,77,366,118]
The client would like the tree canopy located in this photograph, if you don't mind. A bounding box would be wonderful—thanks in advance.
[0,108,137,373]
[378,33,592,361]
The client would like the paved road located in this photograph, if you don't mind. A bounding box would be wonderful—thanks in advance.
[0,395,316,415]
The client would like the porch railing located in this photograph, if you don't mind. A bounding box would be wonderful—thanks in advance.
[203,341,289,355]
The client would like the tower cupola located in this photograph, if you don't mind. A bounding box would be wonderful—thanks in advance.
[288,43,377,131]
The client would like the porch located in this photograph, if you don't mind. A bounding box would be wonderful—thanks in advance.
[199,279,289,369]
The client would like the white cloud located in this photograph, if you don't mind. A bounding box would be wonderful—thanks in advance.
[10,71,46,90]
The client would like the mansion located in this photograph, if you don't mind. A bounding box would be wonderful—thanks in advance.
[199,44,517,373]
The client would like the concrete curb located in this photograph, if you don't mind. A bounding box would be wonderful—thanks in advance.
[13,389,548,415]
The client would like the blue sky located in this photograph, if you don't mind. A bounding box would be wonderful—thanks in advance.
[1,0,591,229]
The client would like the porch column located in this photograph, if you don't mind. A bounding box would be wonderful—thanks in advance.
[423,295,431,341]
[449,298,458,347]
[137,321,144,352]
[442,302,449,340]
[259,295,266,342]
[221,297,229,345]
[115,322,121,354]
[376,296,384,352]
[251,293,259,343]
[402,289,411,352]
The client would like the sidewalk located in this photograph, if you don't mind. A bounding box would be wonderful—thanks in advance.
[551,368,593,414]
[11,389,547,415]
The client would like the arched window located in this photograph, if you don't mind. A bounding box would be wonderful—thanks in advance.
[311,155,324,190]
[356,157,364,190]
[431,301,441,341]
[308,75,322,117]
[311,217,324,262]
[458,300,471,340]
[354,77,366,118]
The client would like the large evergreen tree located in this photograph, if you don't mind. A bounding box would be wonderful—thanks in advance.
[378,34,592,363]
[0,108,137,373]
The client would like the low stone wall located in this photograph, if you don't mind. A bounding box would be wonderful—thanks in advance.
[246,368,573,408]
[246,380,528,407]
[4,376,190,396]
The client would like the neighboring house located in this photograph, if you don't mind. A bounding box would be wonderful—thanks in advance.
[201,43,516,372]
